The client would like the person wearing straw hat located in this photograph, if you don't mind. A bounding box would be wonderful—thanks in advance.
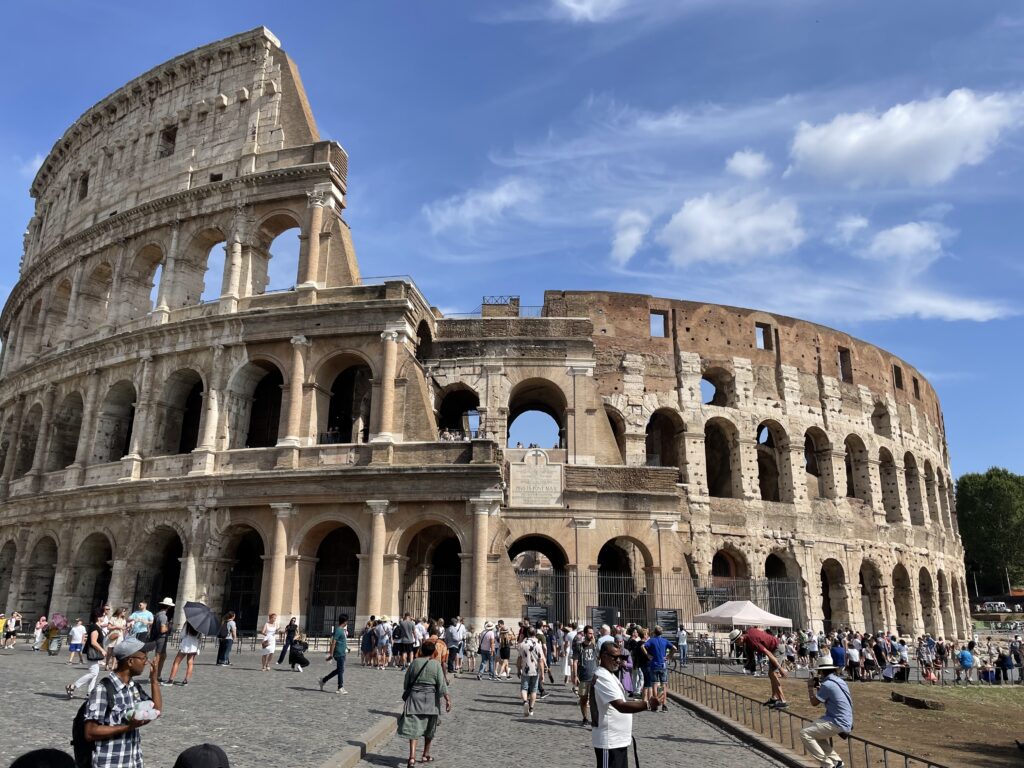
[731,627,789,709]
[799,660,853,768]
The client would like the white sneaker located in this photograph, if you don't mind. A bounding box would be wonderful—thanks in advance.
[523,701,530,717]
[337,687,348,695]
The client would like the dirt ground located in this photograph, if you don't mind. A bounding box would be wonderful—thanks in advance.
[702,674,1022,767]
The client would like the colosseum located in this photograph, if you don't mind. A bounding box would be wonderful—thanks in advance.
[0,27,969,640]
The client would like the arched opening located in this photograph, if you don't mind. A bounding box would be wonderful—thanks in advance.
[756,421,788,502]
[0,541,17,612]
[597,538,650,628]
[21,298,43,357]
[712,548,750,581]
[153,369,204,455]
[878,449,901,524]
[937,471,951,529]
[507,378,566,449]
[918,567,938,637]
[175,228,227,306]
[820,558,850,633]
[764,552,803,626]
[844,434,871,503]
[323,364,372,444]
[871,402,891,438]
[437,386,479,440]
[700,367,735,407]
[859,560,886,636]
[46,392,84,471]
[307,525,360,636]
[22,536,58,619]
[950,577,965,639]
[0,414,15,475]
[904,453,925,526]
[77,261,113,334]
[509,535,569,622]
[937,570,955,640]
[221,529,265,631]
[68,533,113,620]
[415,320,434,363]
[225,361,284,449]
[923,461,939,524]
[605,406,626,465]
[892,563,914,636]
[92,381,136,464]
[14,403,43,478]
[259,216,302,293]
[402,524,462,622]
[803,428,833,500]
[645,408,683,471]
[131,527,182,609]
[44,279,72,349]
[122,244,164,321]
[704,417,739,498]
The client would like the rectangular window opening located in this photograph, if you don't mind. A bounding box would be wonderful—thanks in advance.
[912,377,920,399]
[77,172,89,201]
[157,126,177,158]
[892,364,904,390]
[755,322,773,350]
[650,310,669,338]
[837,347,853,384]
[209,172,223,183]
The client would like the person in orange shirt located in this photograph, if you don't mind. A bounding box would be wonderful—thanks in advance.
[429,633,450,684]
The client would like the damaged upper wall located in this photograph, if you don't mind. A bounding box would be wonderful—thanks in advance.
[23,27,322,266]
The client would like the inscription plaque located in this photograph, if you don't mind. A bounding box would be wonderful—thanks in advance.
[509,449,563,507]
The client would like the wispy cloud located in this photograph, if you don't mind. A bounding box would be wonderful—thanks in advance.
[610,209,650,265]
[725,149,772,180]
[422,177,541,235]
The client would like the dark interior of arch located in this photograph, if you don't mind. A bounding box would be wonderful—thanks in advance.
[415,320,434,362]
[645,411,680,467]
[438,388,479,432]
[765,553,788,579]
[704,422,733,498]
[757,425,781,501]
[178,380,204,454]
[223,529,264,630]
[508,535,568,570]
[712,550,738,579]
[606,407,626,463]
[327,365,372,443]
[134,531,182,609]
[308,526,360,634]
[246,368,283,448]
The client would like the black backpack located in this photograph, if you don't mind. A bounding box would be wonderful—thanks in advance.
[71,677,116,768]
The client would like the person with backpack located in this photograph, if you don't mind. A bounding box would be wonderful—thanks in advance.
[517,626,545,717]
[74,636,162,768]
[215,612,236,666]
[477,622,496,680]
[590,640,658,768]
[799,661,853,768]
[66,611,106,699]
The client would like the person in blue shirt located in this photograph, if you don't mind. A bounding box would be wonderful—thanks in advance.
[956,645,974,684]
[829,640,846,673]
[642,626,676,712]
[800,661,853,768]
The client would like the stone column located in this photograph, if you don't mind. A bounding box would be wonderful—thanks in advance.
[787,445,808,504]
[63,264,84,345]
[865,457,885,523]
[152,221,180,323]
[364,500,390,619]
[737,437,761,500]
[26,385,56,490]
[219,239,243,314]
[298,190,327,289]
[0,396,26,498]
[191,345,224,475]
[122,355,154,480]
[265,503,294,620]
[278,336,310,447]
[105,558,129,610]
[469,494,501,627]
[70,370,101,486]
[372,330,401,442]
[174,550,198,628]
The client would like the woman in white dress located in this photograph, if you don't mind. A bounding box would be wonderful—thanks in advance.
[167,621,202,685]
[261,613,279,671]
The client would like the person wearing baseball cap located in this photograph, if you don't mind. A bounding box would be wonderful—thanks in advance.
[800,661,853,768]
[173,743,230,768]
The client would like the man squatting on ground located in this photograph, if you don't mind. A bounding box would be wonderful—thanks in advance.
[800,661,853,768]
[732,627,789,708]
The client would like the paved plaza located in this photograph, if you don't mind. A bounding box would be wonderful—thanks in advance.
[0,645,787,768]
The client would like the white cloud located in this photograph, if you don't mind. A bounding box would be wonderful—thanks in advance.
[833,214,869,245]
[610,210,650,265]
[725,149,772,179]
[552,0,631,22]
[789,89,1024,187]
[863,221,952,270]
[657,191,805,266]
[422,177,540,235]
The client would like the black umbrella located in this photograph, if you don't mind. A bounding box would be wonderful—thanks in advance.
[182,601,219,637]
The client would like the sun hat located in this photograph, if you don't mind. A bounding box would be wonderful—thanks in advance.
[484,621,495,630]
[814,662,839,673]
[729,629,742,641]
[159,597,175,607]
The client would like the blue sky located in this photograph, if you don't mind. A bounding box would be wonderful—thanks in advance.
[2,1,1022,475]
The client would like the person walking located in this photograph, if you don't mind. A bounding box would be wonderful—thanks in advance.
[398,613,418,670]
[66,611,106,698]
[396,641,452,767]
[216,612,237,666]
[477,622,496,680]
[590,641,659,768]
[277,617,299,666]
[643,625,676,712]
[799,661,853,768]
[575,625,598,726]
[517,626,545,717]
[152,598,173,684]
[32,615,47,651]
[3,611,22,648]
[319,614,350,693]
[67,619,87,665]
[166,621,202,686]
[260,614,279,672]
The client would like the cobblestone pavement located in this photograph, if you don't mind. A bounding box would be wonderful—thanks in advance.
[0,644,404,768]
[360,672,788,768]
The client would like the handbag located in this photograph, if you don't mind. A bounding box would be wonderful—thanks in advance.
[261,639,270,649]
[402,659,430,702]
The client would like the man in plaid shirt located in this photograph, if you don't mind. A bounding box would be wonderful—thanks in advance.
[85,637,163,767]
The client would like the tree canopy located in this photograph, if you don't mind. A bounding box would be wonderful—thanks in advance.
[956,467,1024,596]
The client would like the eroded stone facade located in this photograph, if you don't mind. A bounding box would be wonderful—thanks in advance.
[0,28,968,638]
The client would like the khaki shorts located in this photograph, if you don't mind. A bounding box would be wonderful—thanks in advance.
[577,679,593,697]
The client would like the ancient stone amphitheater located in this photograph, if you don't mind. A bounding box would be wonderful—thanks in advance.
[0,28,968,639]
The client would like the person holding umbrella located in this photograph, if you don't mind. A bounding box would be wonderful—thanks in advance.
[166,602,219,687]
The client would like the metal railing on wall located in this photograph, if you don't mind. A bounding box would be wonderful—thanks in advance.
[667,669,951,768]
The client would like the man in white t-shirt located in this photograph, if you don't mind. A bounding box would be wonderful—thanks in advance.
[591,642,658,767]
[678,627,688,668]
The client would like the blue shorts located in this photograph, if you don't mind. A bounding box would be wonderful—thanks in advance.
[645,668,667,687]
[69,643,83,652]
[520,674,539,694]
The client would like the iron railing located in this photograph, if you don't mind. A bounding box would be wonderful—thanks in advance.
[667,669,951,768]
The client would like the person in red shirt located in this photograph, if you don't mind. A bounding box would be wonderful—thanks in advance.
[732,627,789,708]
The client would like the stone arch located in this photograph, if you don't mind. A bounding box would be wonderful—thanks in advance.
[871,401,892,438]
[0,540,17,613]
[820,558,851,632]
[0,412,15,475]
[21,534,58,619]
[224,359,285,449]
[950,577,965,639]
[843,434,871,503]
[91,380,136,464]
[437,384,479,439]
[129,524,183,609]
[212,525,267,630]
[859,559,886,636]
[21,297,43,358]
[299,522,362,635]
[903,453,925,525]
[400,520,464,622]
[14,402,43,478]
[701,365,736,407]
[704,416,741,498]
[508,534,570,621]
[46,391,84,471]
[121,242,164,321]
[712,546,750,581]
[44,278,72,349]
[175,226,227,307]
[936,569,955,640]
[756,420,790,502]
[313,351,376,444]
[415,319,434,363]
[878,448,901,524]
[892,562,915,636]
[77,260,114,333]
[918,566,938,637]
[605,405,627,465]
[255,210,303,294]
[923,461,940,525]
[804,427,834,499]
[936,470,951,529]
[645,407,684,473]
[152,368,205,455]
[765,551,804,626]
[507,377,568,449]
[596,536,653,627]
[67,532,113,620]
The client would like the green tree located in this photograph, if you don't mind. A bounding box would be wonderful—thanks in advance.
[957,467,1024,595]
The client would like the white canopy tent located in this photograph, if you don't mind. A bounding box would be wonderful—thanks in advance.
[692,600,793,628]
